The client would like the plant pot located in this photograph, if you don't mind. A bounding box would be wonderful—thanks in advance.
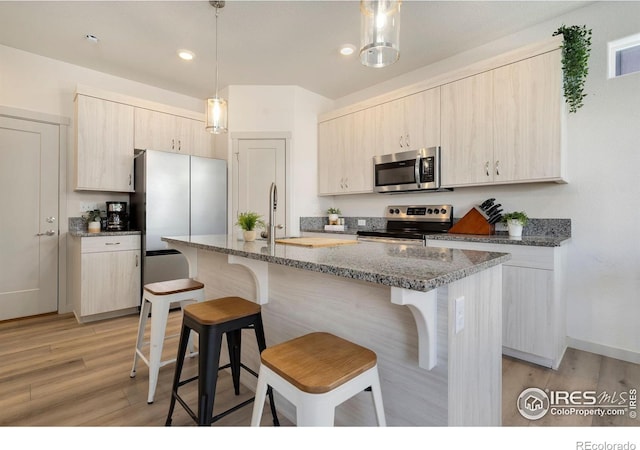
[88,221,101,233]
[328,214,339,225]
[507,220,523,238]
[243,230,257,242]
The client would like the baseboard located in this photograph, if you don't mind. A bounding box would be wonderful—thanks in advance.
[567,337,640,364]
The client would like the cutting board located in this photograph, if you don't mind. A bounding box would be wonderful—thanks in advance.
[275,237,359,248]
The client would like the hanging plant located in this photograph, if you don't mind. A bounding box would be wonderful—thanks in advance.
[552,24,592,113]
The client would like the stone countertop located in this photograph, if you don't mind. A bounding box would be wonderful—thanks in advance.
[69,230,141,238]
[162,234,511,293]
[425,233,570,247]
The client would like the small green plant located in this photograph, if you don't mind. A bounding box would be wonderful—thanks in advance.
[83,209,102,223]
[501,211,529,226]
[552,24,592,113]
[327,207,341,215]
[236,211,265,231]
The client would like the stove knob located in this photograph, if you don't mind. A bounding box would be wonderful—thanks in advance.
[434,208,440,214]
[394,208,400,214]
[441,208,447,214]
[389,208,394,214]
[427,208,433,214]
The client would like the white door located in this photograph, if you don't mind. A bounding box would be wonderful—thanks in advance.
[235,139,286,238]
[0,117,59,321]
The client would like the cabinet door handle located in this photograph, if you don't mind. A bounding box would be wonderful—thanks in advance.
[129,174,132,186]
[178,140,182,151]
[344,177,348,189]
[105,242,120,246]
[485,161,490,177]
[399,135,403,147]
[495,160,500,176]
[405,134,410,147]
[171,139,175,150]
[36,230,55,236]
[340,178,344,189]
[135,255,139,267]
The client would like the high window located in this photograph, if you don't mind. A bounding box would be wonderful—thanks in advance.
[608,33,640,78]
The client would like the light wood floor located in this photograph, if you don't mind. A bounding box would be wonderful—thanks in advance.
[0,311,638,427]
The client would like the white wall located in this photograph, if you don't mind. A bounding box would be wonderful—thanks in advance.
[325,2,640,362]
[224,84,332,235]
[0,43,206,220]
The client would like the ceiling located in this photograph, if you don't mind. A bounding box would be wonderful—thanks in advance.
[0,1,590,100]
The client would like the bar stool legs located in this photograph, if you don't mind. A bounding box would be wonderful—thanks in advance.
[165,297,280,426]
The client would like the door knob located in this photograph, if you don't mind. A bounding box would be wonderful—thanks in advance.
[36,230,56,236]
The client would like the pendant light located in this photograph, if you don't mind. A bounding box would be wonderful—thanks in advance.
[360,0,402,68]
[206,1,228,134]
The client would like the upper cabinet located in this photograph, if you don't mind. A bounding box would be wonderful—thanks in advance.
[376,87,440,155]
[493,50,564,183]
[318,107,376,195]
[441,49,566,188]
[440,71,494,187]
[134,108,213,157]
[75,95,135,192]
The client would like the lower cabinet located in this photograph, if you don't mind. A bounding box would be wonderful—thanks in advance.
[425,238,567,369]
[70,235,141,322]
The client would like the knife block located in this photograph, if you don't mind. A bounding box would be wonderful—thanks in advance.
[448,206,495,235]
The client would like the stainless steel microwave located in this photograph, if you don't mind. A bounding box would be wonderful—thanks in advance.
[373,147,441,193]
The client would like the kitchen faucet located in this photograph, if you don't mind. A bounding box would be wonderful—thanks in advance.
[267,182,277,246]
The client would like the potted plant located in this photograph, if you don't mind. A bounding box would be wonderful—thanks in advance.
[327,207,341,225]
[83,209,102,233]
[552,24,592,113]
[501,211,529,238]
[236,211,265,242]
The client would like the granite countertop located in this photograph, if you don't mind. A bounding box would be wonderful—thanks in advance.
[425,233,570,247]
[69,230,141,237]
[162,234,511,293]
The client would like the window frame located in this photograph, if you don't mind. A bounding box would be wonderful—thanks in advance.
[608,32,640,78]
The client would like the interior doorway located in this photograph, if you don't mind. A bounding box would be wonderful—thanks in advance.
[0,116,59,321]
[233,138,287,239]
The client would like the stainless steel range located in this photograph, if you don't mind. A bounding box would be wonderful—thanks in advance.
[357,204,453,245]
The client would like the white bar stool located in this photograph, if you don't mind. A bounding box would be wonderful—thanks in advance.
[250,331,386,427]
[130,278,205,404]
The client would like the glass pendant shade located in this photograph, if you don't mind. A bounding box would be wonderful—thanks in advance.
[206,97,227,134]
[360,0,401,68]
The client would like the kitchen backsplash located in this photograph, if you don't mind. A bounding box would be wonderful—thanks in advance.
[300,216,571,237]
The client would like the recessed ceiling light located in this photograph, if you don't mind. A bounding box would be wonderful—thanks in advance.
[178,50,195,61]
[85,34,99,44]
[340,44,356,56]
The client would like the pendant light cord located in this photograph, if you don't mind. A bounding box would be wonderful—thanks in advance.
[215,6,220,99]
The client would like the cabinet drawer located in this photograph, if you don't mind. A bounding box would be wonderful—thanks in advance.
[81,235,141,253]
[425,239,555,270]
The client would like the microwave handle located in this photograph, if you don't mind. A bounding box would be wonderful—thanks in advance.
[414,155,422,186]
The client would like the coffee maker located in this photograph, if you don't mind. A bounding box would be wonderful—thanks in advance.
[106,201,128,231]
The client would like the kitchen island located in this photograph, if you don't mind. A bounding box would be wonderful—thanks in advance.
[162,234,510,426]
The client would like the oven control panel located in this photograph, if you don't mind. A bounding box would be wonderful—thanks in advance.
[385,205,453,221]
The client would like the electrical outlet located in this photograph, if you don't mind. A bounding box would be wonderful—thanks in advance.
[358,219,366,226]
[80,202,98,214]
[455,296,465,333]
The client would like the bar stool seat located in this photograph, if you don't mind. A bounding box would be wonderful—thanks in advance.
[130,278,205,404]
[165,296,279,426]
[251,332,386,426]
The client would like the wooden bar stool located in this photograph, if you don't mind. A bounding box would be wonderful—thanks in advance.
[250,332,386,427]
[130,278,205,404]
[165,296,280,426]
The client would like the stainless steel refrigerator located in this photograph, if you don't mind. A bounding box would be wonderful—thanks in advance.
[130,149,227,286]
